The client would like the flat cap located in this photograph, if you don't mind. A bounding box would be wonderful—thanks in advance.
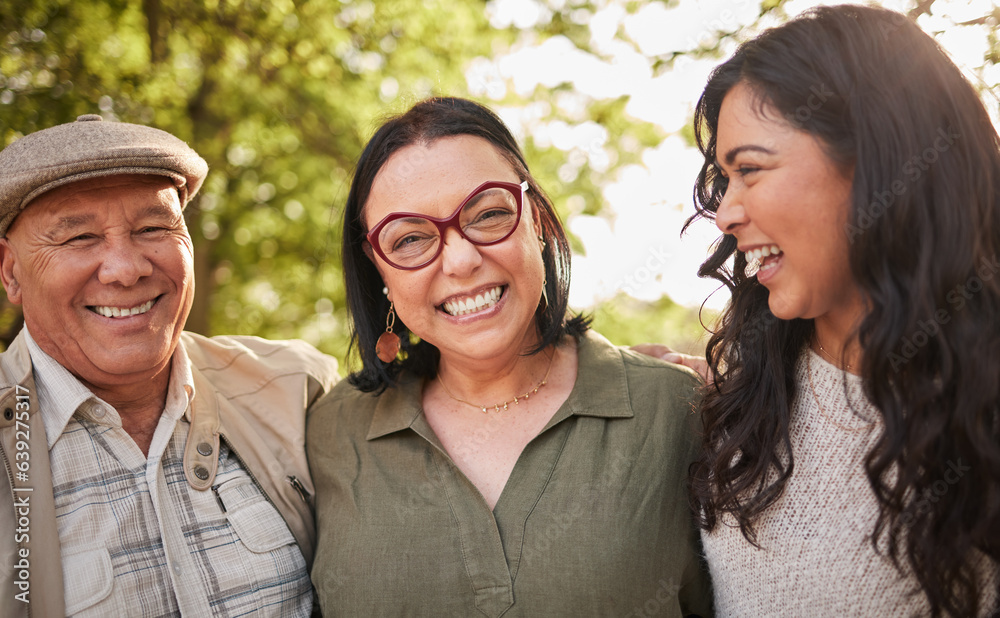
[0,114,209,236]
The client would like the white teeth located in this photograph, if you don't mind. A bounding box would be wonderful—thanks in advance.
[744,245,782,278]
[746,244,782,264]
[443,286,503,316]
[93,299,155,318]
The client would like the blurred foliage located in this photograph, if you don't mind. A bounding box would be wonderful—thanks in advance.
[587,293,714,357]
[0,0,995,372]
[0,0,505,367]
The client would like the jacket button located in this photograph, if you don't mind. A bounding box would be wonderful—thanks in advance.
[193,465,210,480]
[3,408,12,421]
[197,442,213,456]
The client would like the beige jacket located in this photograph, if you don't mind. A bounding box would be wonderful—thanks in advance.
[0,330,338,618]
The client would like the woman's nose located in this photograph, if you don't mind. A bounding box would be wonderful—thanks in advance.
[715,186,748,235]
[439,228,483,277]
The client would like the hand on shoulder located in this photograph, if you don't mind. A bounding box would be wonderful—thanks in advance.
[630,343,711,384]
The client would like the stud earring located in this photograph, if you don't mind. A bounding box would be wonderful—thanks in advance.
[375,302,401,363]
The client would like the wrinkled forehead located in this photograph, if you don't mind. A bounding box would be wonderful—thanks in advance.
[9,174,183,236]
[363,136,520,227]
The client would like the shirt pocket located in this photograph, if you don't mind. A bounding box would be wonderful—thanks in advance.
[62,546,114,615]
[214,476,296,553]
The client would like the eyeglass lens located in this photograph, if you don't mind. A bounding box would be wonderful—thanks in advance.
[376,185,520,268]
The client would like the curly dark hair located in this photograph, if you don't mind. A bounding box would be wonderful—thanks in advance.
[341,97,588,392]
[686,5,1000,616]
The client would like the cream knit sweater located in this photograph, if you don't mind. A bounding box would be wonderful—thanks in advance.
[702,349,997,617]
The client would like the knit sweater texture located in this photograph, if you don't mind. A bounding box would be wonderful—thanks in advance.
[702,348,997,616]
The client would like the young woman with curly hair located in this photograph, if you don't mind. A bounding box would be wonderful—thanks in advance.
[688,5,999,616]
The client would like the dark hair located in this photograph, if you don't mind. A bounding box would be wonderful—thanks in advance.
[341,97,588,392]
[687,5,1000,616]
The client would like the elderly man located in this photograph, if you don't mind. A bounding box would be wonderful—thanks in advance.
[0,115,338,617]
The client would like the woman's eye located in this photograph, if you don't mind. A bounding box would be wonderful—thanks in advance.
[474,209,508,222]
[736,166,760,176]
[392,233,432,251]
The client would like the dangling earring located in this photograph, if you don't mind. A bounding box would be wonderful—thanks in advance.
[537,235,548,314]
[375,302,401,363]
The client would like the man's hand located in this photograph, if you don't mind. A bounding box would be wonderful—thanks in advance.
[630,343,711,383]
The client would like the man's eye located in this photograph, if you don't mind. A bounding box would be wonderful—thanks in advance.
[66,234,96,243]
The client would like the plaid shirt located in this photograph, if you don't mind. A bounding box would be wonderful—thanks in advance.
[24,328,312,617]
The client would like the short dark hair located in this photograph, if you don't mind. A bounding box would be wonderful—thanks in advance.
[687,5,1000,616]
[341,97,588,392]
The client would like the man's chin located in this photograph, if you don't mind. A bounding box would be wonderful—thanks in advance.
[73,346,176,387]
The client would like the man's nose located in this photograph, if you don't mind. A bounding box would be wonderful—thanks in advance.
[97,237,153,286]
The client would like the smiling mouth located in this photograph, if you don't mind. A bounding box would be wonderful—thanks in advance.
[88,298,157,318]
[440,286,505,316]
[746,244,784,274]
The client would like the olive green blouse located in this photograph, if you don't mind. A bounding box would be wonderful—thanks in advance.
[307,331,713,617]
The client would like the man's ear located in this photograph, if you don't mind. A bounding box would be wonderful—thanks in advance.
[0,239,22,304]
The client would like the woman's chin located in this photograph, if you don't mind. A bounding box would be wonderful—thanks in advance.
[766,297,801,322]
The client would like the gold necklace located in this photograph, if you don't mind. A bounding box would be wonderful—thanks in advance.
[806,351,873,432]
[816,342,853,371]
[438,351,555,414]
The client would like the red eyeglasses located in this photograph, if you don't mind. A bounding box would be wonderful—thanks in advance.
[366,180,529,270]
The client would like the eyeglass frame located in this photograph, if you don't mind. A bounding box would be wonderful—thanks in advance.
[364,180,530,271]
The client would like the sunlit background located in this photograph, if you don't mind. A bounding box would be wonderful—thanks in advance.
[1,0,998,366]
[479,0,1000,315]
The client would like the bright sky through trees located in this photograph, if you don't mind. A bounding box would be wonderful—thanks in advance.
[1,0,997,361]
[477,0,1000,311]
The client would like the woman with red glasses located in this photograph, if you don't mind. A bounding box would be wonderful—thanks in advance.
[307,97,711,615]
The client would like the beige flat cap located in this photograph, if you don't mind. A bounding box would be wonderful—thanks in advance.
[0,114,209,236]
